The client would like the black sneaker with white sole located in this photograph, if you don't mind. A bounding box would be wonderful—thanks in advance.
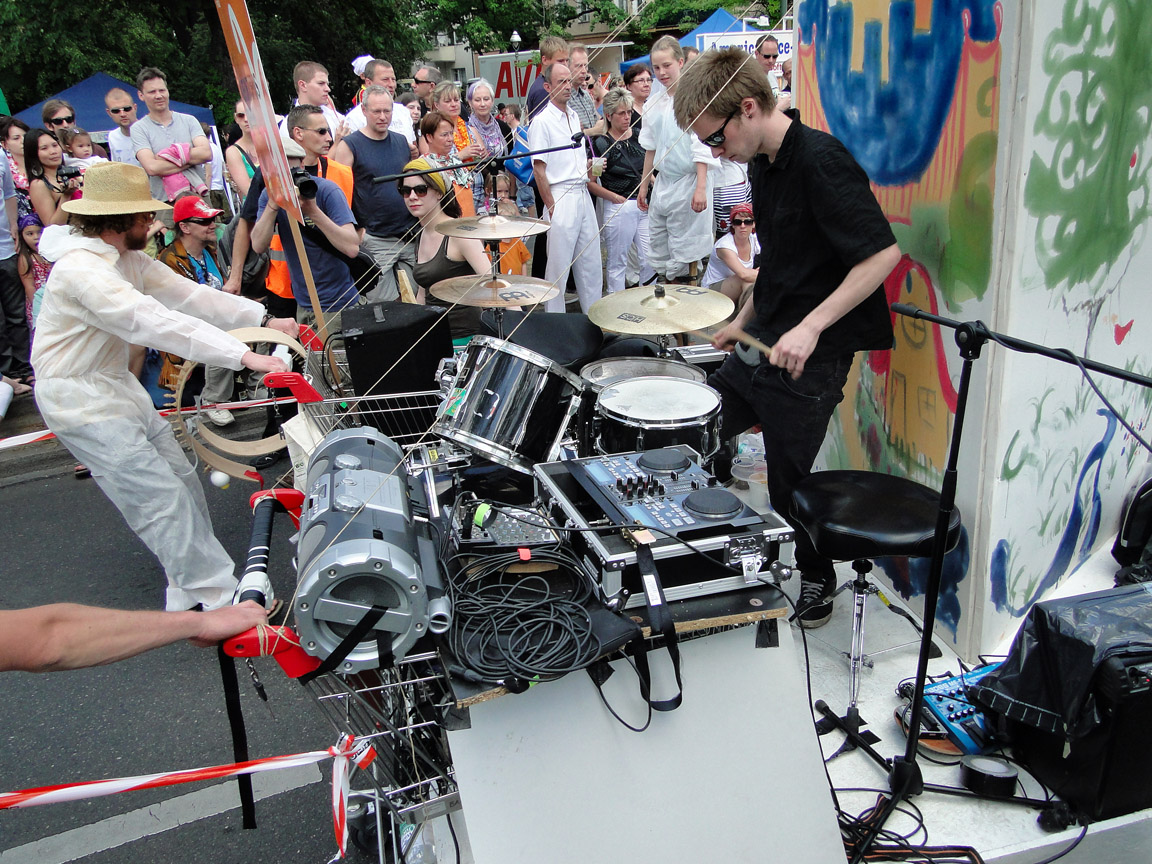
[796,572,836,629]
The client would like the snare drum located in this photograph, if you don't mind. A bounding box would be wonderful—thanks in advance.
[579,356,707,390]
[576,357,706,456]
[433,336,582,473]
[595,376,723,460]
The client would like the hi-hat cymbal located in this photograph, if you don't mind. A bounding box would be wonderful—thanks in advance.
[429,273,560,308]
[588,284,734,334]
[435,214,550,240]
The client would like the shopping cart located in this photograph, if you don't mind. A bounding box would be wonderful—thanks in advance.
[227,477,462,863]
[292,326,446,452]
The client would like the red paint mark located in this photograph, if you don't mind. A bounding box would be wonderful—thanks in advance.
[1115,319,1134,344]
[870,254,959,413]
[1132,151,1139,169]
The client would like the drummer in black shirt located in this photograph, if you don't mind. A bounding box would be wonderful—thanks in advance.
[673,48,901,629]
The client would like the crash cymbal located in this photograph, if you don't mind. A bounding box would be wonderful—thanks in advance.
[588,284,734,335]
[429,273,560,308]
[435,214,550,241]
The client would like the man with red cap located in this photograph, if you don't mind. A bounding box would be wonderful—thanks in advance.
[159,196,235,425]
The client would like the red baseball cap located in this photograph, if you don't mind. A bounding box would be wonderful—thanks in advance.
[173,197,224,223]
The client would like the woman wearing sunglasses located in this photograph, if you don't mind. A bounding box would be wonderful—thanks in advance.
[224,101,259,200]
[700,202,759,304]
[400,158,491,338]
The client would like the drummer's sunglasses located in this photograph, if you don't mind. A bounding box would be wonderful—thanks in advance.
[700,108,739,148]
[397,182,431,198]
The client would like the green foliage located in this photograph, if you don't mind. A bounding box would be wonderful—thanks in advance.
[0,0,430,125]
[637,0,781,33]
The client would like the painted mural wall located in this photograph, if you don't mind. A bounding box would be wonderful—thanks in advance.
[983,0,1152,650]
[795,0,1152,659]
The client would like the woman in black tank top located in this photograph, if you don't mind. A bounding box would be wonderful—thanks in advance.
[402,158,492,338]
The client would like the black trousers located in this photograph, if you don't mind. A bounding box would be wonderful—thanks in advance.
[0,255,31,378]
[708,350,854,580]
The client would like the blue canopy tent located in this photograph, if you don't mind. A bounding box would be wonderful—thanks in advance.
[14,72,214,132]
[621,8,753,71]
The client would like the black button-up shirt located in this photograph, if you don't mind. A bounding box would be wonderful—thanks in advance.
[749,109,895,360]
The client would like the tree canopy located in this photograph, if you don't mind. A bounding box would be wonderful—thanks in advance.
[0,1,779,124]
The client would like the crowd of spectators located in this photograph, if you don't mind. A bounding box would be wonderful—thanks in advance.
[0,35,797,422]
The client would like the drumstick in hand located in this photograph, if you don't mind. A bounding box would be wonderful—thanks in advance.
[688,327,772,357]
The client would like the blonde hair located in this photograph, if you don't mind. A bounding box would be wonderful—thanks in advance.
[650,36,683,61]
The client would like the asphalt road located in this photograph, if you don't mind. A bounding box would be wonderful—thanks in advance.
[0,462,359,863]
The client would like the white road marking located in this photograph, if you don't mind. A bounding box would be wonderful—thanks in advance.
[0,763,322,864]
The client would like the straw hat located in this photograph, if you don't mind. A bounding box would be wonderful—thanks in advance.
[61,162,172,215]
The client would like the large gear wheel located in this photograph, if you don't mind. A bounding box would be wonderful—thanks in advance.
[167,326,308,482]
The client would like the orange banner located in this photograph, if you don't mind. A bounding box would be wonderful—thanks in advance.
[214,0,302,222]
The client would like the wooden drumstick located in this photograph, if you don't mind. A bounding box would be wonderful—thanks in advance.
[688,327,773,358]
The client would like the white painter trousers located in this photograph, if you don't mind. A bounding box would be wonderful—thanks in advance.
[544,183,603,313]
[53,404,238,611]
[647,170,715,280]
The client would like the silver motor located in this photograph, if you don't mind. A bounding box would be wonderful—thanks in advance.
[295,427,450,673]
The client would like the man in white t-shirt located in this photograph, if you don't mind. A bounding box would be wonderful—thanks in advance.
[279,61,348,144]
[529,63,602,313]
[104,88,140,167]
[344,60,417,156]
[753,34,791,112]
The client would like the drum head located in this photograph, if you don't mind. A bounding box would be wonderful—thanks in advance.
[580,356,706,390]
[597,376,721,425]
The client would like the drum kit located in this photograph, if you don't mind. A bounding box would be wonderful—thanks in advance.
[427,213,740,474]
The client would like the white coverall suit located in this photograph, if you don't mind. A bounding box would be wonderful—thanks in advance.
[32,226,265,611]
[639,90,718,280]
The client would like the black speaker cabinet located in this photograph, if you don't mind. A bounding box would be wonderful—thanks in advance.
[1011,653,1152,820]
[341,302,452,442]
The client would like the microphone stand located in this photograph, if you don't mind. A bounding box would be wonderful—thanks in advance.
[371,133,586,184]
[836,302,1152,864]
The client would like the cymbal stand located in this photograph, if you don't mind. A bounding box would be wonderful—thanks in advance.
[482,238,507,339]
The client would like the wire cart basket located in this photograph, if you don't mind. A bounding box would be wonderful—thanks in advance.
[304,652,461,862]
[301,334,444,452]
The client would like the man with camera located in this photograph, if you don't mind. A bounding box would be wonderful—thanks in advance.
[329,86,417,303]
[291,105,354,205]
[249,125,362,333]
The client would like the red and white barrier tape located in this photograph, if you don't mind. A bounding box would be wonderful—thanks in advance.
[0,395,297,452]
[0,733,376,858]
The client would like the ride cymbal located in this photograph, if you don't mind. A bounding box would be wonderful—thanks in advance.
[588,284,734,334]
[429,274,560,308]
[435,214,550,240]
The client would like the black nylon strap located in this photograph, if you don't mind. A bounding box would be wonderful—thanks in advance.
[632,544,683,712]
[216,644,256,828]
[299,605,387,685]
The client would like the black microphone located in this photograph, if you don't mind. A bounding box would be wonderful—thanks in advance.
[890,302,924,318]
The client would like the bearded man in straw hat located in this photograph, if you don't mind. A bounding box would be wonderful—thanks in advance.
[31,162,298,612]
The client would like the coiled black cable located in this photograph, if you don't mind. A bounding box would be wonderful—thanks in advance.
[445,548,603,684]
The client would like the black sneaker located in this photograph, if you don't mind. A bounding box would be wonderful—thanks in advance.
[796,572,836,629]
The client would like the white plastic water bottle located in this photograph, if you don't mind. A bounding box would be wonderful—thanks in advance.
[405,823,437,864]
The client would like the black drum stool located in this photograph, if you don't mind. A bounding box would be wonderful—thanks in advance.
[790,470,962,755]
